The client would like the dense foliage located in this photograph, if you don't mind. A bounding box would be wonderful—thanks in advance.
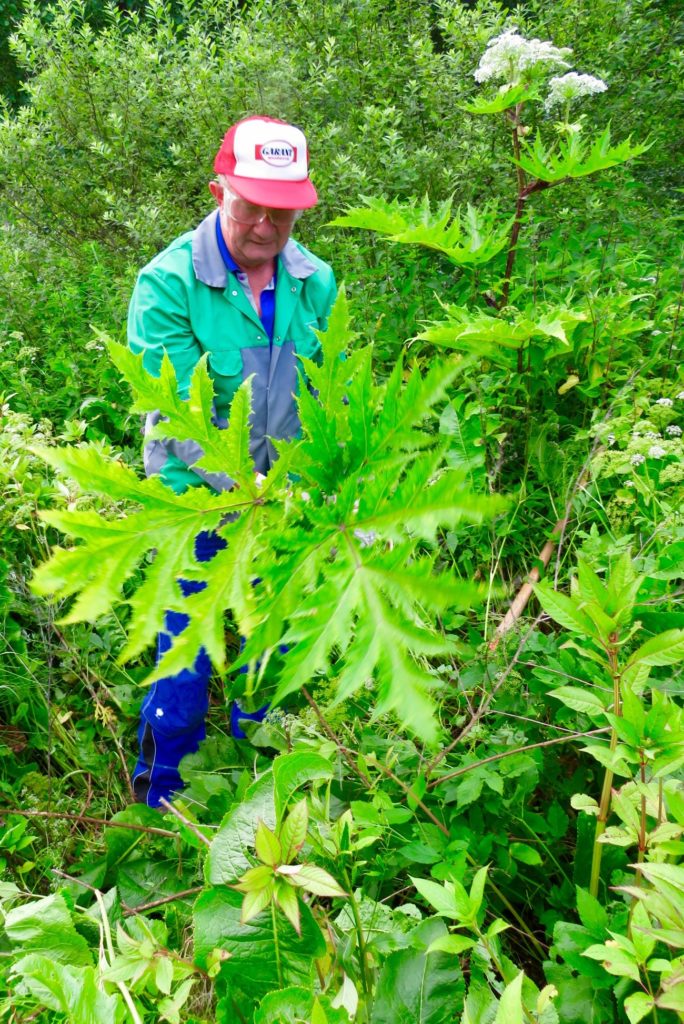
[1,1,683,1022]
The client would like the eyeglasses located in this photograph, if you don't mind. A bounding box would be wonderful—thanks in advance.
[224,192,299,227]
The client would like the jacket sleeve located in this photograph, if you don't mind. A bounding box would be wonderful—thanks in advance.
[127,266,202,400]
[127,264,233,493]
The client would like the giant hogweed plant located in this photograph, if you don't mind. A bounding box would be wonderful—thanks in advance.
[30,289,504,742]
[331,27,649,381]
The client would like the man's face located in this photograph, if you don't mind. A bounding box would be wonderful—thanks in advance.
[211,182,296,270]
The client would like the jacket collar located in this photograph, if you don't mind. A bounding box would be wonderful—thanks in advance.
[192,209,317,287]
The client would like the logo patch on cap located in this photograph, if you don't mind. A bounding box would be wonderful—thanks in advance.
[256,140,297,167]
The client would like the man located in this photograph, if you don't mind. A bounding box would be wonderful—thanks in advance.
[127,116,337,806]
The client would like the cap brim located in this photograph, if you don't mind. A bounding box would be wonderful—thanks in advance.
[225,174,318,210]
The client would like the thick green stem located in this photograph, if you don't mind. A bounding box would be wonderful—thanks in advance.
[502,111,527,319]
[344,871,372,1021]
[271,900,283,989]
[499,107,554,314]
[502,184,527,319]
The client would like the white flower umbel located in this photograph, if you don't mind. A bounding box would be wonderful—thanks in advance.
[666,424,682,436]
[474,27,572,87]
[631,453,646,466]
[648,445,667,459]
[545,72,608,111]
[655,397,674,407]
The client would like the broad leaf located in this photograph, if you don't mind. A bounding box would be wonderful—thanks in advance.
[273,751,334,818]
[4,894,93,965]
[254,986,351,1024]
[10,955,119,1023]
[626,629,684,669]
[534,582,599,638]
[494,970,524,1024]
[206,773,275,885]
[551,687,607,717]
[193,885,325,1010]
[371,918,464,1024]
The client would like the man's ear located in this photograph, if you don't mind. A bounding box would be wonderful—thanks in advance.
[209,180,222,205]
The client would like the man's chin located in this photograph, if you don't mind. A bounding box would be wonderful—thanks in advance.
[239,246,280,269]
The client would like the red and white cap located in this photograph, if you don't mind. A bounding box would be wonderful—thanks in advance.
[214,116,318,210]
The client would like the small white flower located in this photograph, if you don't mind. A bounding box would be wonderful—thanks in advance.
[655,397,673,407]
[545,71,607,110]
[474,27,572,86]
[607,433,616,446]
[651,329,662,336]
[625,480,635,487]
[677,392,684,400]
[666,424,682,436]
[648,445,666,459]
[644,431,661,440]
[631,453,645,466]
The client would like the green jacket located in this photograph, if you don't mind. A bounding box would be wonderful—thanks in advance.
[128,210,337,493]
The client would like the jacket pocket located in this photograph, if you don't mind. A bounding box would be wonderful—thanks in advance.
[208,348,244,418]
[294,329,322,363]
[209,347,243,380]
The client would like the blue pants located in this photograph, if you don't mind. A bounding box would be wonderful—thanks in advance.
[132,531,224,807]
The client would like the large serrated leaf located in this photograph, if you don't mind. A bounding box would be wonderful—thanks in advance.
[515,126,650,183]
[34,290,500,743]
[330,196,512,268]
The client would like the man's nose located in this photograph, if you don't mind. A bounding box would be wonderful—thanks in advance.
[252,215,278,237]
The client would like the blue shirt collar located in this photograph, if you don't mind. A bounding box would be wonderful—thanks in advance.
[215,213,241,274]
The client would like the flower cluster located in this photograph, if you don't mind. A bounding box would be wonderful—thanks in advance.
[545,72,608,111]
[591,391,684,497]
[474,27,571,87]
